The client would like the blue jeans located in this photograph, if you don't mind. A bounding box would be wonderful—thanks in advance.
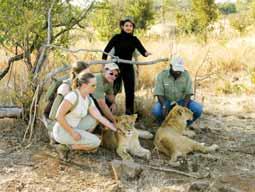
[151,99,203,126]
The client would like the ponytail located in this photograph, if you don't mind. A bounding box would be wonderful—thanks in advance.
[72,77,79,89]
[70,61,89,81]
[72,72,95,89]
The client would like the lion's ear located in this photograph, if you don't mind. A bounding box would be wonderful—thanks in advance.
[176,108,183,116]
[115,116,120,123]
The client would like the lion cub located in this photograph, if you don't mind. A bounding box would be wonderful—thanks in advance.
[102,114,151,161]
[154,104,218,161]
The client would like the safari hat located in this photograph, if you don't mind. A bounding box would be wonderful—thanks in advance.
[171,56,184,72]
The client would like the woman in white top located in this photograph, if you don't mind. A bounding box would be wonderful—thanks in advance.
[47,61,100,145]
[53,72,116,157]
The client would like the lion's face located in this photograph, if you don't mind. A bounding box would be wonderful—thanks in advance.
[165,104,193,123]
[115,114,137,137]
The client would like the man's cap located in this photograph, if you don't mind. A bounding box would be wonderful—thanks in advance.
[170,56,185,72]
[104,63,119,71]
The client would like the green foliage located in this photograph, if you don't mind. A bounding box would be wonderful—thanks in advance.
[218,2,237,15]
[176,11,198,34]
[216,81,249,95]
[236,0,253,12]
[90,0,155,41]
[0,0,90,60]
[0,0,94,116]
[176,0,218,42]
[89,1,120,41]
[229,13,252,34]
[251,1,255,20]
[127,0,155,29]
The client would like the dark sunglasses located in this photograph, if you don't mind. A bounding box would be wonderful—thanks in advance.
[88,83,97,88]
[108,72,119,78]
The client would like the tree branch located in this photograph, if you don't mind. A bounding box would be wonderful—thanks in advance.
[53,0,95,40]
[0,53,24,80]
[43,57,168,84]
[32,0,56,79]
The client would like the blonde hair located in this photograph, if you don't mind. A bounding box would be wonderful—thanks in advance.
[72,72,95,89]
[70,61,89,81]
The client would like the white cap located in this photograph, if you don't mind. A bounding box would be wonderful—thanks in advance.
[171,56,184,72]
[104,63,119,71]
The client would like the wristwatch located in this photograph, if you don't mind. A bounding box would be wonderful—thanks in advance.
[162,105,167,109]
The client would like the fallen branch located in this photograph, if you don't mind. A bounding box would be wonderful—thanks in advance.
[229,148,255,155]
[44,44,169,65]
[42,58,169,84]
[0,106,23,118]
[144,165,201,178]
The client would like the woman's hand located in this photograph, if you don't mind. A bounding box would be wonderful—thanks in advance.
[145,51,152,57]
[107,122,117,132]
[71,130,81,141]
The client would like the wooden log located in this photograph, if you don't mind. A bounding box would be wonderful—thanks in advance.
[0,106,23,118]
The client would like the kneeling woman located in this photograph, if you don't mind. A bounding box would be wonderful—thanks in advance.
[53,72,116,159]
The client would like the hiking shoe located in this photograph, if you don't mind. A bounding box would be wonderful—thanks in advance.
[56,144,70,162]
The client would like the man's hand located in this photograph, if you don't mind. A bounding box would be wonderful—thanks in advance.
[162,106,169,119]
[71,130,81,141]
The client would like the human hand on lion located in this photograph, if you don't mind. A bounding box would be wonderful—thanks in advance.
[106,122,117,132]
[162,107,169,119]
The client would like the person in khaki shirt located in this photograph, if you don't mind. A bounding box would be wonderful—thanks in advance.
[92,63,119,126]
[152,56,203,126]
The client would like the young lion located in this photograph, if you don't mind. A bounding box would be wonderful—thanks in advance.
[154,104,218,161]
[102,114,151,161]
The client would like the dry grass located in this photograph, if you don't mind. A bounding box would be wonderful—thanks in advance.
[1,27,255,111]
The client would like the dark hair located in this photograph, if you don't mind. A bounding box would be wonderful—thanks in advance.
[72,72,95,89]
[70,61,89,81]
[119,19,136,29]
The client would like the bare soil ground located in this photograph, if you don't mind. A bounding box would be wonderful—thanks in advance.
[1,94,255,192]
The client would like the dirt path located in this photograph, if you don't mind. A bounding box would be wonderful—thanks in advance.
[0,95,255,192]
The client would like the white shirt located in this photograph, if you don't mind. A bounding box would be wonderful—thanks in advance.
[53,90,95,139]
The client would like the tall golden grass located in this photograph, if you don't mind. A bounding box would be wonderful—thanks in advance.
[1,27,255,118]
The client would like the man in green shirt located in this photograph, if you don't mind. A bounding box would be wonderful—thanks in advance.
[92,63,119,125]
[152,56,203,125]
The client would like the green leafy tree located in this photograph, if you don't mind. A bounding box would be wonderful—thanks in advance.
[218,2,237,15]
[126,0,155,29]
[90,0,155,40]
[0,0,94,81]
[230,13,252,34]
[176,0,218,42]
[251,1,255,20]
[89,0,121,40]
[0,0,94,117]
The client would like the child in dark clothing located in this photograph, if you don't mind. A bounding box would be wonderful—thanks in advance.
[102,18,151,114]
